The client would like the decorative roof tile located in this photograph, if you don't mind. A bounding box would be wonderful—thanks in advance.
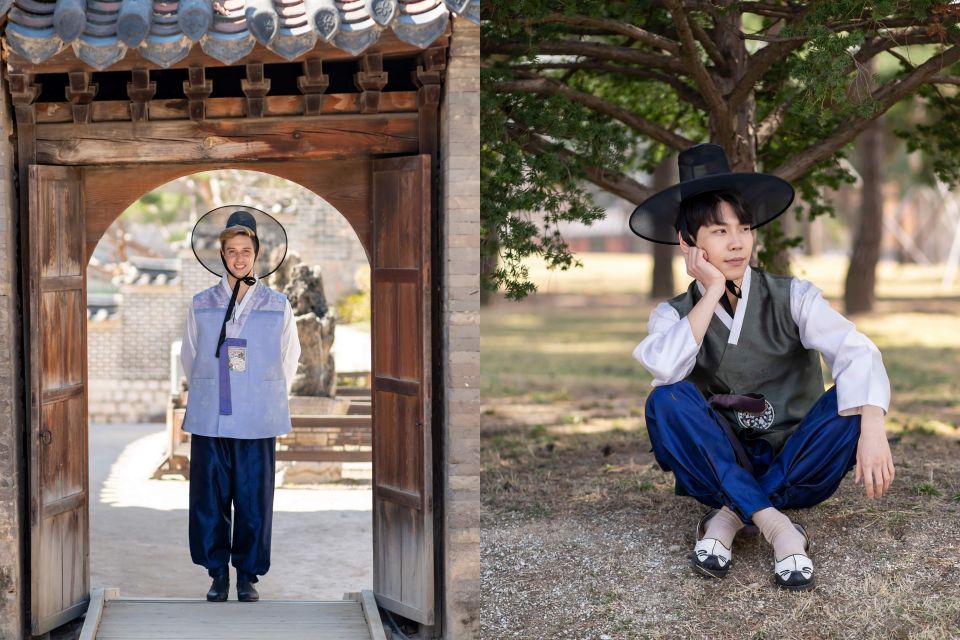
[4,0,477,69]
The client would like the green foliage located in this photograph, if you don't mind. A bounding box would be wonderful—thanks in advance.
[123,191,190,225]
[482,0,960,298]
[482,67,631,299]
[335,289,371,324]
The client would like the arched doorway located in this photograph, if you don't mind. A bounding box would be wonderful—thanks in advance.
[26,153,435,634]
[86,170,374,600]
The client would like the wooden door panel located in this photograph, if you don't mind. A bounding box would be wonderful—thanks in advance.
[371,155,434,625]
[29,165,89,635]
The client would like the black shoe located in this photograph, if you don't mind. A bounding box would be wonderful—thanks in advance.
[237,580,260,602]
[691,509,733,579]
[773,523,816,592]
[206,574,229,602]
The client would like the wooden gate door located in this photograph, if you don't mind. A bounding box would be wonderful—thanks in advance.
[370,155,435,625]
[28,165,90,635]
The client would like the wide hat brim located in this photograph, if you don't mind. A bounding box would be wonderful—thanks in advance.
[629,172,795,244]
[191,205,288,278]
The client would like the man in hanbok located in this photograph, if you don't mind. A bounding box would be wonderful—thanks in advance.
[631,144,894,591]
[180,206,301,601]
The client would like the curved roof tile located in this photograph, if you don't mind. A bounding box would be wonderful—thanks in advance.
[4,0,477,69]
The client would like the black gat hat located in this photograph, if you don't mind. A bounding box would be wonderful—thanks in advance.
[628,143,795,245]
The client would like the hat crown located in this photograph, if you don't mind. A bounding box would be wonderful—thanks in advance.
[225,210,257,235]
[678,143,731,183]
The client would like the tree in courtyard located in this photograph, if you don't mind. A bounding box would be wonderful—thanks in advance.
[482,1,960,303]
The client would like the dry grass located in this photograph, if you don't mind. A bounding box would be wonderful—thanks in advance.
[481,256,960,639]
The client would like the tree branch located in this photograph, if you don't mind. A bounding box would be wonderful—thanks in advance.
[482,39,687,75]
[663,0,732,143]
[520,13,681,55]
[491,75,696,151]
[756,100,791,147]
[929,74,960,84]
[505,123,654,204]
[690,19,725,66]
[728,6,811,108]
[855,27,955,65]
[508,61,708,109]
[733,2,800,19]
[774,42,960,182]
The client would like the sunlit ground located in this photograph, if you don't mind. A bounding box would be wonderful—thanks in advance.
[482,253,960,435]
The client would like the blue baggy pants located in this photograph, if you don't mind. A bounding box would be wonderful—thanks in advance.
[644,381,860,523]
[189,434,276,581]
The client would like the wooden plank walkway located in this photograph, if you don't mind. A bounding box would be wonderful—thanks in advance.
[80,589,387,640]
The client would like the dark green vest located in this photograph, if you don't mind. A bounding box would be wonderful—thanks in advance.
[667,268,824,453]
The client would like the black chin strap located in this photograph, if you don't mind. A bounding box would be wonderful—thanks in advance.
[215,260,257,358]
[725,280,742,299]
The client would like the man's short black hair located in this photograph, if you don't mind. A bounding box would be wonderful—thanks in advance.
[674,189,755,245]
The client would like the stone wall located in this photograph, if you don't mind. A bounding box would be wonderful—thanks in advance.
[0,73,25,639]
[439,17,481,640]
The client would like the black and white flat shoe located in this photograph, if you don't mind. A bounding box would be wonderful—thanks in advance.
[691,509,733,579]
[774,523,816,591]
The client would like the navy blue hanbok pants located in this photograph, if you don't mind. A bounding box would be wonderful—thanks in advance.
[644,381,860,523]
[189,434,276,582]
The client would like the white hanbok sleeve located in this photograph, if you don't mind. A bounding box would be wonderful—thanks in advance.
[280,301,301,393]
[180,304,198,382]
[632,302,700,387]
[790,278,890,415]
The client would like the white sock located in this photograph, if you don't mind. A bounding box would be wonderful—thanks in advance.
[751,507,807,560]
[703,506,745,549]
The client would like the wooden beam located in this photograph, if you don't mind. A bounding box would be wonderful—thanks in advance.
[82,159,372,262]
[36,113,418,164]
[77,588,119,640]
[34,92,418,123]
[6,33,449,74]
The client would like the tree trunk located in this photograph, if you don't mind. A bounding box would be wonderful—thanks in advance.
[651,155,676,298]
[844,109,885,314]
[480,228,498,306]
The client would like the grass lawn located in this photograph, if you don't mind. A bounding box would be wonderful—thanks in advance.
[481,254,960,640]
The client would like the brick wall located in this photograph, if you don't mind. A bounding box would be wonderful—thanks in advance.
[87,280,187,423]
[440,17,481,640]
[0,73,25,639]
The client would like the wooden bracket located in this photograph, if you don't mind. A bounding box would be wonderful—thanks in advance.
[297,58,330,116]
[126,69,156,122]
[413,46,445,109]
[241,62,271,118]
[354,52,388,114]
[9,71,41,125]
[182,66,212,121]
[413,45,445,155]
[66,71,99,124]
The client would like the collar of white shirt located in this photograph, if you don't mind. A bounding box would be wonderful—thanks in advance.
[219,274,259,318]
[695,266,751,346]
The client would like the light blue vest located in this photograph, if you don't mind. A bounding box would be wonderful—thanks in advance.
[182,282,292,439]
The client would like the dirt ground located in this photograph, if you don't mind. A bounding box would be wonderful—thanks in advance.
[90,422,373,601]
[481,257,960,640]
[482,398,960,639]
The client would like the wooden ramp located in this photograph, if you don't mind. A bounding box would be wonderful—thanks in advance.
[79,588,387,640]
